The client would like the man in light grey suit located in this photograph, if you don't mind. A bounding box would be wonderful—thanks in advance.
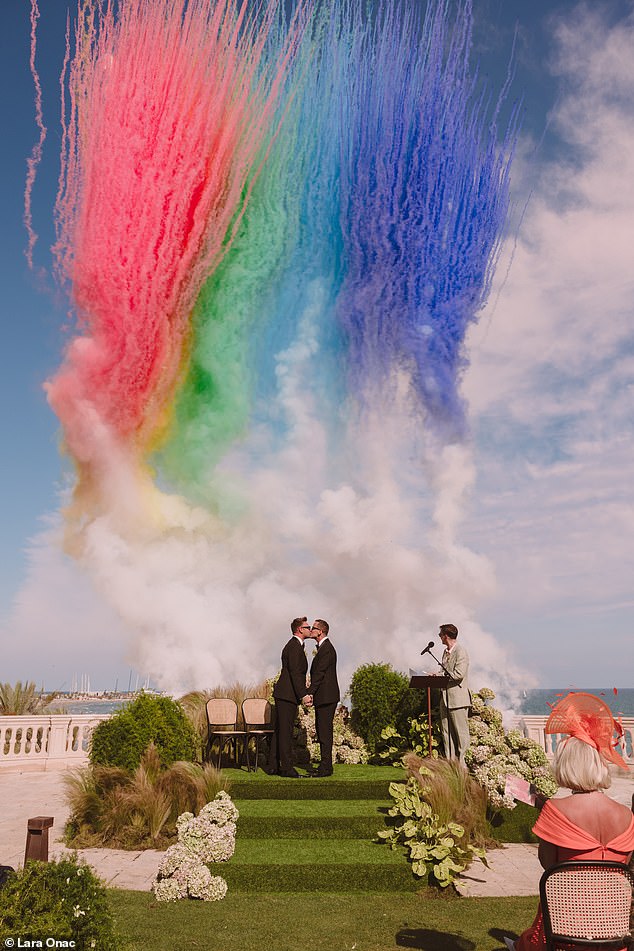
[437,623,471,763]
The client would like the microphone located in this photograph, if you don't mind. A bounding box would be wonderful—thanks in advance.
[420,641,435,655]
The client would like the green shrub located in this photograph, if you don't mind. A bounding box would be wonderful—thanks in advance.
[349,663,425,754]
[90,693,198,770]
[0,855,118,948]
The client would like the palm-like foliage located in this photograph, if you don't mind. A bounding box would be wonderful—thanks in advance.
[0,681,59,715]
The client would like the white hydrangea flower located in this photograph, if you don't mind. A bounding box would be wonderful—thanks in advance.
[201,875,228,901]
[152,877,187,902]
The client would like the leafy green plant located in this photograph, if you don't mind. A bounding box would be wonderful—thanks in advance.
[90,693,198,770]
[466,688,557,810]
[349,663,424,755]
[378,716,439,764]
[65,744,231,849]
[0,854,118,948]
[378,776,486,887]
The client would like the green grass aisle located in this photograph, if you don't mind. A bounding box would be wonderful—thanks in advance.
[109,765,539,949]
[110,891,536,951]
[223,764,418,892]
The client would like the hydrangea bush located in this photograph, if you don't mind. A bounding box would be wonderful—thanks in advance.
[295,705,369,765]
[152,791,237,902]
[465,688,557,810]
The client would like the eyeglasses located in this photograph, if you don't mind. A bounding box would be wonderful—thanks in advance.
[310,626,321,632]
[300,625,311,631]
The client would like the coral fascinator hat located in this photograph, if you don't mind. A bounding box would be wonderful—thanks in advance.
[545,692,627,769]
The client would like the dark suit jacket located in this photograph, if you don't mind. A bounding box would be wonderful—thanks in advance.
[273,636,308,704]
[307,638,340,706]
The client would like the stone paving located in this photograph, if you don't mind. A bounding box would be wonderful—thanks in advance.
[1,767,632,895]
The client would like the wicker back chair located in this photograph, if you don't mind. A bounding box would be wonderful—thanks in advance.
[242,699,274,772]
[540,860,634,950]
[205,698,246,768]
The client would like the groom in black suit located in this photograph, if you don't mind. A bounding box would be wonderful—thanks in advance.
[303,619,340,777]
[269,616,311,777]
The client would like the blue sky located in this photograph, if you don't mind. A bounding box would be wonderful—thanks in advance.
[1,0,633,693]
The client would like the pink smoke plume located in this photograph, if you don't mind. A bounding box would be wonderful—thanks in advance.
[45,0,304,511]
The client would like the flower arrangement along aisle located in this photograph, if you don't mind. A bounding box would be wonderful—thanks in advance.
[296,704,369,765]
[465,688,557,810]
[152,790,238,901]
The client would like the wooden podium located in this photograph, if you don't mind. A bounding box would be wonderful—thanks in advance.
[409,675,451,756]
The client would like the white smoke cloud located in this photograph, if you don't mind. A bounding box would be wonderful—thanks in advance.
[50,280,528,708]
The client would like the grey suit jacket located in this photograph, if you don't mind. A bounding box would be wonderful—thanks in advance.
[442,643,471,709]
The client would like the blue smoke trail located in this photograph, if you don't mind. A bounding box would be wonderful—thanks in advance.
[337,0,520,442]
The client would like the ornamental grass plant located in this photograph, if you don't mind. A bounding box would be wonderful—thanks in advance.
[403,753,494,849]
[64,743,230,849]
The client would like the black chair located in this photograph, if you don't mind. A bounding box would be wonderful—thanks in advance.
[242,699,274,772]
[540,860,634,950]
[205,699,246,768]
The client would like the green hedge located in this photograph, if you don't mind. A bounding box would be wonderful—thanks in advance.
[349,663,425,754]
[90,693,198,770]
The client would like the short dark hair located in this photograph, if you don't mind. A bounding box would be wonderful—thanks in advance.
[439,623,458,639]
[313,618,329,636]
[291,616,307,634]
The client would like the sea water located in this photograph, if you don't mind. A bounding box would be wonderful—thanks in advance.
[519,688,634,718]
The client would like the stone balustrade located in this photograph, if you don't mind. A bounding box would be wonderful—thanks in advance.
[2,712,633,770]
[511,714,634,765]
[0,714,110,771]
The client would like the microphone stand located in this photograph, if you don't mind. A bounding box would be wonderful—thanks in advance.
[426,647,454,759]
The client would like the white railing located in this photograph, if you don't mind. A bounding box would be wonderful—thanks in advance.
[511,715,634,766]
[0,715,110,770]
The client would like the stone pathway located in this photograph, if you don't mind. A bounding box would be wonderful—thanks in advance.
[1,767,632,895]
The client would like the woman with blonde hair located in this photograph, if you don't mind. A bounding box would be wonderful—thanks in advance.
[506,692,634,951]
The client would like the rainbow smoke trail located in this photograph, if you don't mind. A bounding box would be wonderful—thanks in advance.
[39,0,521,690]
[46,0,306,528]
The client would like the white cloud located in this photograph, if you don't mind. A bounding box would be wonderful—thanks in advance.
[463,2,634,664]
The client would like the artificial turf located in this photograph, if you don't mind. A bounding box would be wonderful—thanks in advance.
[236,797,388,838]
